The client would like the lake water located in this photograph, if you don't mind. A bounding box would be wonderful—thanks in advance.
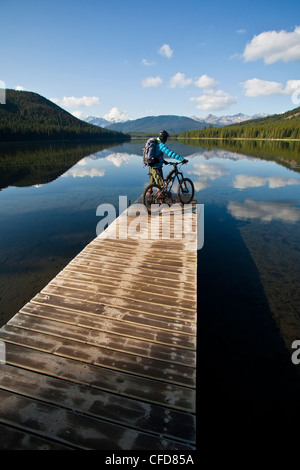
[1,139,300,434]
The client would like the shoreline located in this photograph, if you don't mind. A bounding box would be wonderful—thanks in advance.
[176,137,300,142]
[0,137,131,147]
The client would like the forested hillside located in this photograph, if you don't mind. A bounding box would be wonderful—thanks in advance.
[0,90,130,142]
[179,106,300,140]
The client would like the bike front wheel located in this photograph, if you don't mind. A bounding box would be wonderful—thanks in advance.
[142,183,164,214]
[177,178,194,204]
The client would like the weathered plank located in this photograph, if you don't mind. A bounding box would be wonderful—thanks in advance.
[51,275,197,310]
[38,285,195,322]
[0,423,73,450]
[22,300,197,351]
[0,364,195,444]
[0,322,196,386]
[57,267,196,299]
[0,389,193,450]
[3,343,196,412]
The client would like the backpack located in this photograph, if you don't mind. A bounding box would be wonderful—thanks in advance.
[143,137,158,167]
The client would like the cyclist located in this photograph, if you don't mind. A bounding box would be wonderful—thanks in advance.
[148,130,188,191]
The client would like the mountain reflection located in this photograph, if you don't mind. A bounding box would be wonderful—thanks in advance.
[0,142,119,190]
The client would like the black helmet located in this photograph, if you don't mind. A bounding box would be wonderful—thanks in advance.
[159,130,169,143]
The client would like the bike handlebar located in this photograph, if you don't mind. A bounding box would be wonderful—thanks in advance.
[165,160,188,166]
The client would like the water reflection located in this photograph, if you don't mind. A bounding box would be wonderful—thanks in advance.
[233,174,300,189]
[61,151,136,179]
[187,161,230,191]
[0,141,118,190]
[182,138,300,172]
[228,200,300,222]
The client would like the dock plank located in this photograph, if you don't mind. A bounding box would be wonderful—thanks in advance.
[0,322,196,386]
[0,364,195,444]
[3,343,196,412]
[0,389,193,450]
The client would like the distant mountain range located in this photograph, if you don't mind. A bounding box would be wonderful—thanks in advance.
[85,115,207,133]
[85,116,112,128]
[191,112,269,126]
[84,113,269,134]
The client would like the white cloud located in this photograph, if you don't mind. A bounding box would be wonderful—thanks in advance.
[237,29,246,34]
[15,85,25,91]
[194,74,219,91]
[243,26,300,64]
[168,73,219,90]
[242,78,284,97]
[169,73,193,88]
[228,200,300,223]
[72,110,85,119]
[241,78,300,97]
[158,44,173,59]
[50,96,100,108]
[142,58,155,66]
[142,76,163,88]
[103,107,129,122]
[190,90,237,111]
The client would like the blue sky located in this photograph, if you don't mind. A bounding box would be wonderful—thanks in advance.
[1,0,300,121]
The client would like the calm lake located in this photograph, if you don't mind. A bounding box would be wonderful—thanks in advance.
[1,138,300,433]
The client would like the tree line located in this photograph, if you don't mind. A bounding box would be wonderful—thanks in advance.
[179,107,300,140]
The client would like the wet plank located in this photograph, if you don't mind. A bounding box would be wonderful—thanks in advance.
[3,343,196,413]
[0,389,193,450]
[0,364,195,444]
[0,322,196,386]
[0,423,73,450]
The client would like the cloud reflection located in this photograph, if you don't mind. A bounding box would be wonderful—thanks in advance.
[106,153,131,167]
[63,167,105,178]
[186,149,258,162]
[228,200,300,223]
[233,174,300,189]
[187,161,230,191]
[61,152,135,178]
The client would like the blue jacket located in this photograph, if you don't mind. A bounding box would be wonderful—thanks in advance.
[153,138,184,168]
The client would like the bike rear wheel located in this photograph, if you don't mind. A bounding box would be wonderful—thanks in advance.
[177,178,194,204]
[142,183,164,214]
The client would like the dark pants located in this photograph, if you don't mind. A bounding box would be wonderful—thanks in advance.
[149,167,163,186]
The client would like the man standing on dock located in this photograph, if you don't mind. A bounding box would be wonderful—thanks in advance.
[148,130,188,188]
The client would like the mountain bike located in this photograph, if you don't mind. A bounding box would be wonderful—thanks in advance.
[142,162,195,214]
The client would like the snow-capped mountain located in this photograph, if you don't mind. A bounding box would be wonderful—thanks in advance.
[85,116,111,127]
[84,112,270,132]
[191,113,269,126]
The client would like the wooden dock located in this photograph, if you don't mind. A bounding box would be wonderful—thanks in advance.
[0,200,198,450]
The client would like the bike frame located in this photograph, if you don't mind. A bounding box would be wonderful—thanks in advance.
[163,163,185,193]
